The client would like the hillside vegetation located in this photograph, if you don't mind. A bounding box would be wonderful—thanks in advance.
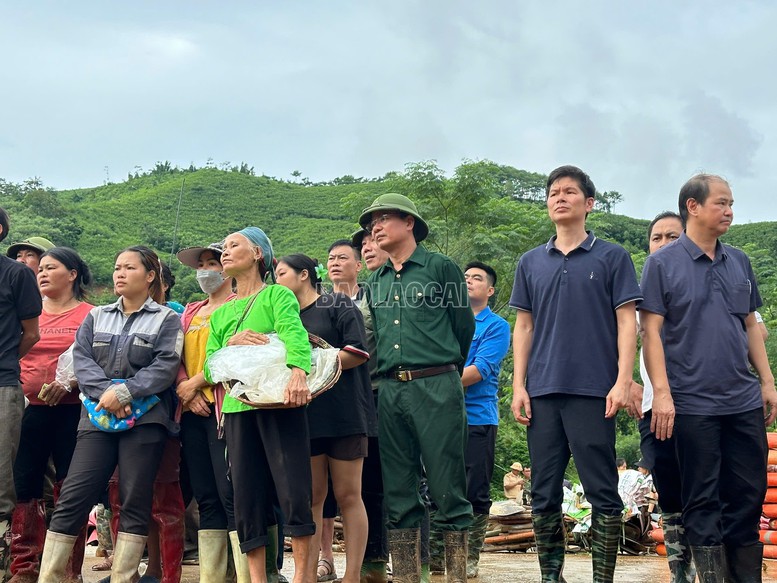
[3,160,777,490]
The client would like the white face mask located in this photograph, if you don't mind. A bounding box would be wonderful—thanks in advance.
[196,269,226,294]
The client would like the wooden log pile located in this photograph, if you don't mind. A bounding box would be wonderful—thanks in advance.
[482,502,535,552]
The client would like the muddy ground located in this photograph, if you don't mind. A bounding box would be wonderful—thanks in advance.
[80,548,777,582]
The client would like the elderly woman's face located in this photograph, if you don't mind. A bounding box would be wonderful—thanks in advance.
[220,233,261,277]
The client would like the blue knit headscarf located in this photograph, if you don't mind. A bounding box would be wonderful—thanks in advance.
[238,226,276,282]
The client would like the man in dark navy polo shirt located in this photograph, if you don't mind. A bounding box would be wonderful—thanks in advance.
[640,174,777,581]
[510,166,641,582]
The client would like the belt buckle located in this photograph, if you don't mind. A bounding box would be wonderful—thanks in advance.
[396,370,412,382]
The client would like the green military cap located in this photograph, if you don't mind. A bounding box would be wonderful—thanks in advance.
[6,236,55,258]
[358,193,429,243]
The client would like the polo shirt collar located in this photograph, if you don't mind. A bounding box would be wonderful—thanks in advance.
[678,232,728,262]
[474,306,492,322]
[104,296,160,313]
[545,230,597,254]
[377,244,429,274]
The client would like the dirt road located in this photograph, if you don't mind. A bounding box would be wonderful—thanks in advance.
[80,549,777,582]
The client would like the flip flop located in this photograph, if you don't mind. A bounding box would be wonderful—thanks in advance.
[317,557,337,582]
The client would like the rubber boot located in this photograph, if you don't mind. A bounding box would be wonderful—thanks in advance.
[420,562,430,583]
[265,525,279,583]
[661,512,696,583]
[443,530,467,583]
[111,532,147,583]
[38,531,77,583]
[726,543,763,583]
[532,511,566,582]
[691,545,727,583]
[360,560,389,583]
[198,530,228,582]
[8,500,45,583]
[591,513,620,583]
[229,530,251,583]
[466,513,488,578]
[388,528,421,583]
[53,480,88,583]
[151,482,185,583]
[0,513,11,583]
[428,522,445,574]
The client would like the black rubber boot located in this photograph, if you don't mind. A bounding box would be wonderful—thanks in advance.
[389,528,421,583]
[691,545,727,583]
[532,511,566,582]
[726,542,763,583]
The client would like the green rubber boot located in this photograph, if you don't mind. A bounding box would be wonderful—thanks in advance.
[532,511,566,582]
[591,513,620,583]
[466,513,489,578]
[661,512,696,583]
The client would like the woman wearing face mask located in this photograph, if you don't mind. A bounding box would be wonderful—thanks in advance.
[9,247,92,583]
[37,245,183,583]
[175,241,253,582]
[276,254,376,583]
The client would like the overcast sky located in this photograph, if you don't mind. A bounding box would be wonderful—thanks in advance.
[1,1,775,222]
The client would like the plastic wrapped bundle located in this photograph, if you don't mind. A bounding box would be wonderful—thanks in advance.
[207,333,341,407]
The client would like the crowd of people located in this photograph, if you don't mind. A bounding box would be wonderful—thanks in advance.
[0,164,772,583]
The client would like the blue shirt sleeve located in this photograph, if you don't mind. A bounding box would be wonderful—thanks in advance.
[638,255,667,316]
[468,316,511,381]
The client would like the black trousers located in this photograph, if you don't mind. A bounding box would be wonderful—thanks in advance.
[14,404,81,500]
[180,408,236,531]
[674,408,767,547]
[50,424,167,536]
[465,425,497,515]
[224,408,315,554]
[527,395,621,515]
[362,433,388,562]
[639,410,683,513]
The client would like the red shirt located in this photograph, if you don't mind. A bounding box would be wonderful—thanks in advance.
[21,302,94,406]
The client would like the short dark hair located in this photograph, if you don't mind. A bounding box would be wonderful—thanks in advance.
[616,458,627,468]
[115,245,165,305]
[545,165,596,200]
[279,253,320,290]
[0,207,9,243]
[41,247,92,300]
[678,174,729,224]
[647,211,683,239]
[464,261,497,287]
[328,239,361,261]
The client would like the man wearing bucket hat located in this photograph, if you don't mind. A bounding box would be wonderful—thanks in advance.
[503,463,525,501]
[6,236,55,272]
[359,193,475,583]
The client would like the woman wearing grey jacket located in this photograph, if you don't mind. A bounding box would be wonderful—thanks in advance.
[38,245,183,583]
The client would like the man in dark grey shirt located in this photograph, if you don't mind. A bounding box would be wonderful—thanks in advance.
[0,208,41,578]
[640,174,777,580]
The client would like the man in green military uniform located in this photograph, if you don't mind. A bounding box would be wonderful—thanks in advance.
[359,193,475,583]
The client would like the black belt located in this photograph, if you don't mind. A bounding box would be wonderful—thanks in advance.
[387,364,457,382]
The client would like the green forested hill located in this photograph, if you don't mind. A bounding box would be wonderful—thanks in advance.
[2,162,777,317]
[4,161,777,486]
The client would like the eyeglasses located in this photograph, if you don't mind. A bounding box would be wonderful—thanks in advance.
[368,213,399,232]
